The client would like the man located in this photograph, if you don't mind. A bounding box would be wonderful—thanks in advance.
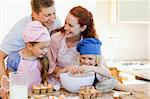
[0,0,61,78]
[0,0,61,98]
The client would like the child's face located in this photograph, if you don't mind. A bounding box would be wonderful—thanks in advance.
[31,41,50,58]
[79,54,96,66]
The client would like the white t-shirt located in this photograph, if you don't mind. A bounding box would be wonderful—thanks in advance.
[0,15,61,55]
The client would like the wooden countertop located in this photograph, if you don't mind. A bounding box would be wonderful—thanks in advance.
[30,84,150,99]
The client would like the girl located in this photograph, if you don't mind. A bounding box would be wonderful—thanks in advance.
[57,38,144,94]
[6,21,50,90]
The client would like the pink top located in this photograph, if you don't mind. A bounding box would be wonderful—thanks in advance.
[17,52,42,90]
[48,32,80,74]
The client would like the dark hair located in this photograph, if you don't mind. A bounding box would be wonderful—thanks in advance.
[31,0,54,13]
[51,6,97,38]
[39,56,49,83]
[29,42,49,83]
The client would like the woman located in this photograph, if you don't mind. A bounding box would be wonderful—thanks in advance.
[48,6,98,75]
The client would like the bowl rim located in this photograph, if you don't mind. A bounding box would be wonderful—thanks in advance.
[59,72,95,93]
[59,72,95,78]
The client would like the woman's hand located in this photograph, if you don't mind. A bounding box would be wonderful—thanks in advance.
[56,66,79,77]
[56,67,68,78]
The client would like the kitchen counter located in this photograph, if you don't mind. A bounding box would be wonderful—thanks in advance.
[116,64,150,80]
[29,84,150,99]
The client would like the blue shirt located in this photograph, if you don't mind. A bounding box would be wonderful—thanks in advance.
[6,52,21,72]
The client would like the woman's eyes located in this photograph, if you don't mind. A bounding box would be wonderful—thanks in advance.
[40,48,44,50]
[64,22,73,27]
[40,47,46,50]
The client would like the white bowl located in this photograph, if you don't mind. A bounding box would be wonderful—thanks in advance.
[59,72,95,93]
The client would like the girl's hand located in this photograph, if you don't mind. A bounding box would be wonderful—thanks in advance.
[0,88,9,99]
[56,67,68,78]
[0,75,9,99]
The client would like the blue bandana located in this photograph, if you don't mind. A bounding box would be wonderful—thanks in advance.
[76,38,102,55]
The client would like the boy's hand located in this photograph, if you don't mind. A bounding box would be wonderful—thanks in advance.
[77,65,95,73]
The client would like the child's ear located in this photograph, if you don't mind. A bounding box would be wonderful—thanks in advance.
[26,43,33,50]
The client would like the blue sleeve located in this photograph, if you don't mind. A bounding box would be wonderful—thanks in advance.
[6,52,21,72]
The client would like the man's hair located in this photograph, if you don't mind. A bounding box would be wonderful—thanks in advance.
[31,0,54,13]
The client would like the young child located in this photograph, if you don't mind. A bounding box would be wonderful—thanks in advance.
[6,21,50,90]
[57,38,143,94]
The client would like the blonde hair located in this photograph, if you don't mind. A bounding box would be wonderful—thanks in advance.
[95,55,101,66]
[96,55,109,69]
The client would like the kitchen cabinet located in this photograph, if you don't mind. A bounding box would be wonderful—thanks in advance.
[110,0,150,24]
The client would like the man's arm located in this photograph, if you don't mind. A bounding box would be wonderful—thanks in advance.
[0,50,7,79]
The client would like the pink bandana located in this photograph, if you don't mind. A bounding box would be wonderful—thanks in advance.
[23,21,50,42]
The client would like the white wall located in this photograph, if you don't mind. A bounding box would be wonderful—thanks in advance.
[0,0,31,42]
[148,24,150,60]
[55,0,96,26]
[95,1,148,61]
